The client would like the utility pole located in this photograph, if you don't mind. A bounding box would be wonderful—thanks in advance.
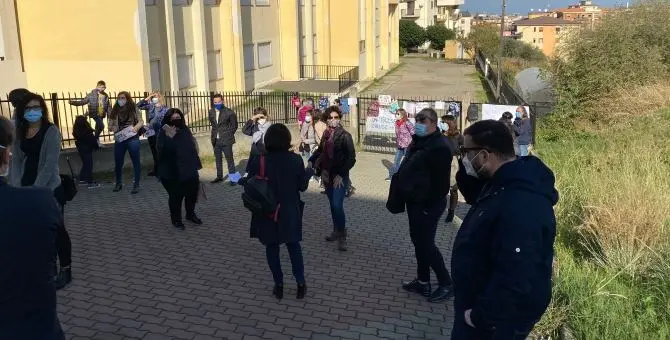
[497,0,507,101]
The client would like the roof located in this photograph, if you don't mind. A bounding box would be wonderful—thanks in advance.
[554,7,586,12]
[514,17,581,26]
[460,11,472,17]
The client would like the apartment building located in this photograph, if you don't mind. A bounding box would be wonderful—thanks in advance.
[399,0,434,28]
[0,0,399,94]
[513,17,580,57]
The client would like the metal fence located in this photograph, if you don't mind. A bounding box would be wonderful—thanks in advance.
[0,91,341,149]
[299,65,360,92]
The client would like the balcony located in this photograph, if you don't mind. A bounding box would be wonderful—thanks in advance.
[401,9,420,18]
[436,0,464,6]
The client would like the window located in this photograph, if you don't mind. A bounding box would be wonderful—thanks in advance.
[359,40,366,53]
[208,50,223,80]
[539,38,544,43]
[241,0,252,5]
[539,27,544,32]
[533,38,536,43]
[556,27,561,32]
[145,0,157,5]
[150,59,162,91]
[177,54,195,89]
[204,0,220,5]
[533,27,537,32]
[257,42,272,68]
[256,0,270,5]
[172,0,192,6]
[243,44,255,71]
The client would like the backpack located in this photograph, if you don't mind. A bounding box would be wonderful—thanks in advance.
[242,155,279,221]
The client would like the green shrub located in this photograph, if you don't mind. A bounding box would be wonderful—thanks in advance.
[399,20,426,49]
[425,24,455,51]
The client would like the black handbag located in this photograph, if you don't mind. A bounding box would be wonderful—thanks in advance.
[386,173,406,214]
[60,157,78,202]
[242,155,279,221]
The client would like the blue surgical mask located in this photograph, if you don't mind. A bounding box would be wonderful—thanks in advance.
[415,123,428,137]
[24,109,43,123]
[117,99,127,107]
[214,103,224,110]
[438,122,448,131]
[515,111,521,119]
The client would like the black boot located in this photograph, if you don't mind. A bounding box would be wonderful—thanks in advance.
[272,284,284,300]
[211,177,223,184]
[55,267,72,290]
[338,229,348,252]
[297,283,307,299]
[445,210,455,223]
[113,183,123,192]
[186,214,203,225]
[428,284,454,303]
[172,221,185,230]
[402,279,431,297]
[325,229,339,242]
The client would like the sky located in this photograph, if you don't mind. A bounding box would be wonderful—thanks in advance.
[464,0,623,14]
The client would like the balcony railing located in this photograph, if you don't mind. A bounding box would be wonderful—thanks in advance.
[299,65,360,92]
[401,9,420,18]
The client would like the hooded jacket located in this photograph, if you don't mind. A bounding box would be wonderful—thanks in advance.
[451,156,558,333]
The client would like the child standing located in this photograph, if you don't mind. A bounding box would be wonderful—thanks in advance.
[73,115,100,188]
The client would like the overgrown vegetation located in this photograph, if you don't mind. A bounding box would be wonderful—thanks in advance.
[425,24,455,51]
[533,2,670,338]
[399,20,426,50]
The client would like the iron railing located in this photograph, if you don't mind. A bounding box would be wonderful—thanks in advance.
[0,90,342,149]
[299,65,360,92]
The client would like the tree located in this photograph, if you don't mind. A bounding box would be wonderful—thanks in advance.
[425,25,456,51]
[458,24,500,58]
[399,20,426,49]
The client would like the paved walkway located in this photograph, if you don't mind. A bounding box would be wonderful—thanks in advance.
[362,57,480,104]
[59,152,469,340]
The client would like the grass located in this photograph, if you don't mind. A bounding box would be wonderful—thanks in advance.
[533,109,670,339]
[467,71,495,103]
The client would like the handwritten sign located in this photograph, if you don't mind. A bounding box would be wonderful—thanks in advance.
[378,95,393,106]
[414,102,431,112]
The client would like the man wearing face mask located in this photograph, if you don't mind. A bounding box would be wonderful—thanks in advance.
[395,108,455,303]
[451,120,558,339]
[68,80,109,145]
[209,94,240,185]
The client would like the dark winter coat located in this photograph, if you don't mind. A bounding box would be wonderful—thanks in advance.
[244,151,313,245]
[514,118,532,145]
[451,156,558,336]
[308,127,356,182]
[73,124,98,154]
[209,106,238,146]
[156,127,202,182]
[0,178,65,340]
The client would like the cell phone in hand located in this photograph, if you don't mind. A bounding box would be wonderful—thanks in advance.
[162,124,170,131]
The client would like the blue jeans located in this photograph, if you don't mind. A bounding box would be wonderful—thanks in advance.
[266,242,305,286]
[114,136,141,186]
[389,148,406,176]
[326,176,348,231]
[519,144,530,157]
[91,115,104,140]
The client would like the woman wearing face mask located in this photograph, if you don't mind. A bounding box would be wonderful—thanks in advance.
[513,106,532,157]
[156,108,203,230]
[138,92,168,176]
[299,109,317,162]
[243,107,272,158]
[0,115,66,340]
[9,93,73,290]
[110,91,144,193]
[386,108,414,181]
[309,106,356,252]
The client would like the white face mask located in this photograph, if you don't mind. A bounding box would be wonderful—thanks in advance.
[462,151,482,178]
[258,118,267,125]
[305,116,312,123]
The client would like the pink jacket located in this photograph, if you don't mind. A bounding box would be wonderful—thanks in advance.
[395,120,414,149]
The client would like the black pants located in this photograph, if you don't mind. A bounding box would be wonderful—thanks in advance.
[407,198,452,286]
[148,136,158,173]
[160,177,199,223]
[77,148,93,183]
[53,186,72,268]
[213,142,236,179]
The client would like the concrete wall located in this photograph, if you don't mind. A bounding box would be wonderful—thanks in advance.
[241,1,281,91]
[0,0,27,95]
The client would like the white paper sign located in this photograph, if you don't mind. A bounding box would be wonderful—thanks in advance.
[402,101,416,115]
[347,97,358,105]
[434,101,446,110]
[114,126,138,143]
[481,104,531,121]
[365,110,396,134]
[378,95,392,106]
[414,102,431,112]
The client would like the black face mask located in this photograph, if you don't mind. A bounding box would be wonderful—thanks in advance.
[169,119,185,128]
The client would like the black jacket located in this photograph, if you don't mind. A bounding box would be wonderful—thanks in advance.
[73,126,98,154]
[396,131,452,205]
[156,127,203,182]
[244,151,313,245]
[0,178,65,340]
[209,106,238,146]
[309,127,356,181]
[452,156,558,333]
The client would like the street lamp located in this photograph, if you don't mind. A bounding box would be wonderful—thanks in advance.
[497,0,507,101]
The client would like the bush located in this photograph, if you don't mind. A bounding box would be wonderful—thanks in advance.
[399,20,426,49]
[425,25,455,51]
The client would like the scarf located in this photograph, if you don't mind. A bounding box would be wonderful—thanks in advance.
[395,118,406,127]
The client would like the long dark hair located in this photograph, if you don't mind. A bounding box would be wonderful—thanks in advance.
[110,91,138,123]
[72,115,93,139]
[162,108,186,127]
[15,93,52,141]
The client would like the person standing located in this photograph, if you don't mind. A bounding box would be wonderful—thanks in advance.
[299,109,317,162]
[242,107,272,159]
[386,108,414,180]
[9,93,73,290]
[209,94,240,185]
[499,111,519,156]
[395,108,454,303]
[109,91,144,194]
[297,98,313,126]
[242,124,313,300]
[156,108,203,230]
[309,106,356,252]
[451,120,557,339]
[72,115,101,188]
[137,92,169,176]
[514,106,532,157]
[0,116,65,340]
[68,80,109,144]
[442,114,463,223]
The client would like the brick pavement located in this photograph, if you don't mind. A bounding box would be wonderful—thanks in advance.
[59,151,470,340]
